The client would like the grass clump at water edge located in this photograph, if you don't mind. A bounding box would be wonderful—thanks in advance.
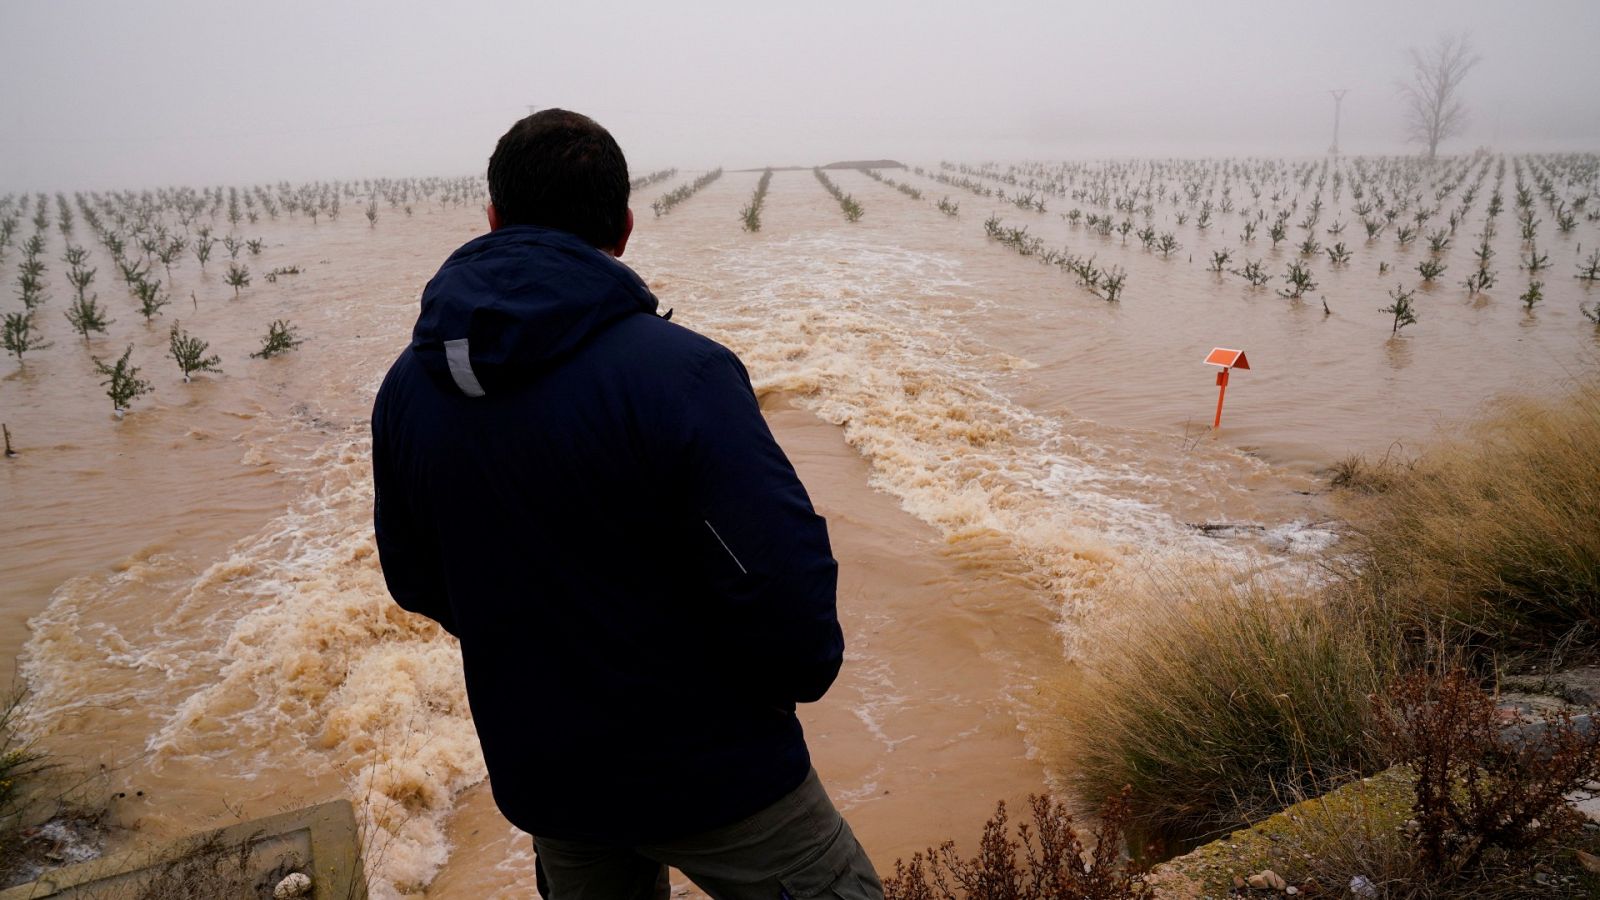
[1039,571,1400,849]
[0,690,51,882]
[1347,378,1600,656]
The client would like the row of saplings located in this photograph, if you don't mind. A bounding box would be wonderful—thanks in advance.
[116,319,301,415]
[3,317,302,418]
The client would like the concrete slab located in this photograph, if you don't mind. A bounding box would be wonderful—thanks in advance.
[0,799,366,899]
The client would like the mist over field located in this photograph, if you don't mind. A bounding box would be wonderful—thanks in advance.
[2,0,1598,190]
[7,3,1600,898]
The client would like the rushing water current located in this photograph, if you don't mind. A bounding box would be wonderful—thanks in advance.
[3,159,1597,897]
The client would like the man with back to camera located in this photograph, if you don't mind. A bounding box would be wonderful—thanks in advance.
[370,109,882,899]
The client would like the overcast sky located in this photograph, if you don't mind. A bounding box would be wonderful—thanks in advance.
[2,0,1597,191]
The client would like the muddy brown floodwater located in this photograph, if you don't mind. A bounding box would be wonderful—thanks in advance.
[2,158,1596,898]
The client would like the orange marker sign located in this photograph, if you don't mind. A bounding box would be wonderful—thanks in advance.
[1204,347,1249,429]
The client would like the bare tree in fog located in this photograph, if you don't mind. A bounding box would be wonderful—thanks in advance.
[1401,33,1481,161]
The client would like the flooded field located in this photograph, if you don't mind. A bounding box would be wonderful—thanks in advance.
[2,156,1597,897]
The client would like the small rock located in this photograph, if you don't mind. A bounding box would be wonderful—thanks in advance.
[1233,875,1246,889]
[1286,888,1299,896]
[1350,874,1378,898]
[1578,849,1600,875]
[274,872,313,899]
[1247,869,1287,891]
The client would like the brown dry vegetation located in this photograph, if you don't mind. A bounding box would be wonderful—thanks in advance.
[1036,375,1600,863]
[1349,379,1600,655]
[884,791,1152,900]
[1038,573,1400,847]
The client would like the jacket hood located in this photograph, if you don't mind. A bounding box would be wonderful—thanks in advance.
[411,225,660,396]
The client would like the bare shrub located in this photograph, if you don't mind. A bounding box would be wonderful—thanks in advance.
[1379,668,1600,877]
[884,790,1152,900]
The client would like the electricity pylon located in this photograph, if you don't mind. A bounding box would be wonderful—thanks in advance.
[1328,90,1349,155]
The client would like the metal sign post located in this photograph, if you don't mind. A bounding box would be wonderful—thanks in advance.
[1204,347,1250,429]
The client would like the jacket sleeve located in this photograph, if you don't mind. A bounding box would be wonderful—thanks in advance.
[371,387,458,636]
[675,346,843,704]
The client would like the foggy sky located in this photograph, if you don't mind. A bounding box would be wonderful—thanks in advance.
[2,0,1598,191]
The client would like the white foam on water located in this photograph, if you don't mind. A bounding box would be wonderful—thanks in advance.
[668,233,1289,650]
[21,421,486,899]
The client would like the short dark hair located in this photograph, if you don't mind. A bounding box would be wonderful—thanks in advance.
[487,109,630,248]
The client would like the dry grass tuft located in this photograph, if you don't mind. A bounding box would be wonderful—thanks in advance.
[0,690,52,884]
[1351,378,1600,654]
[1038,570,1400,847]
[1326,445,1415,494]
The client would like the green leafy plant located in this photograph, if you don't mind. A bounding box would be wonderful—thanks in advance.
[1576,249,1600,282]
[224,262,250,298]
[813,168,863,222]
[66,263,96,303]
[156,236,185,280]
[1382,284,1419,333]
[1520,279,1543,310]
[1277,260,1317,298]
[739,169,772,233]
[192,231,215,269]
[1464,268,1497,294]
[251,319,302,358]
[629,168,677,190]
[650,169,723,217]
[64,294,113,341]
[168,321,222,381]
[16,269,45,311]
[3,312,51,362]
[133,277,171,323]
[1234,259,1270,286]
[92,344,152,414]
[1096,267,1127,302]
[1417,257,1446,282]
[1520,243,1549,272]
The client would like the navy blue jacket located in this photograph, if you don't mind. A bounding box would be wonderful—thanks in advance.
[370,225,843,844]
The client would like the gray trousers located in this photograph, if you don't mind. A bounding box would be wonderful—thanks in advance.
[533,768,882,900]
